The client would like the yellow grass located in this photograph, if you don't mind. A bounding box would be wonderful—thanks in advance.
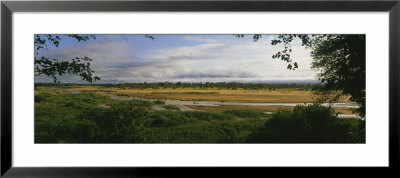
[334,107,357,115]
[143,90,315,103]
[34,90,59,95]
[36,86,356,114]
[48,86,351,103]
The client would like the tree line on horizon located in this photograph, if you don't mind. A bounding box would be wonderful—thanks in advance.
[35,81,321,90]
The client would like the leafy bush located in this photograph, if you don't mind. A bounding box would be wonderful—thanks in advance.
[35,92,52,103]
[35,118,97,143]
[223,109,266,119]
[50,92,111,109]
[142,118,267,143]
[94,101,151,143]
[150,114,171,127]
[183,111,234,121]
[154,100,165,104]
[247,103,365,143]
[149,111,192,127]
[148,110,235,127]
[163,105,180,110]
[65,101,80,108]
[215,121,240,143]
[128,99,154,107]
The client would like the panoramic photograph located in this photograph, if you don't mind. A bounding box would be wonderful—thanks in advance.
[34,34,365,143]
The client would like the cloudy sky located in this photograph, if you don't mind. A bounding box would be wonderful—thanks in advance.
[34,34,318,84]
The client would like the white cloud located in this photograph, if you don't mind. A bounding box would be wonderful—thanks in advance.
[35,36,318,83]
[183,35,219,43]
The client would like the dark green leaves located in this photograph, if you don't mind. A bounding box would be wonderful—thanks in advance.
[35,56,100,83]
[233,34,262,42]
[35,35,96,51]
[270,34,315,70]
[145,35,155,40]
[234,34,306,70]
[287,64,292,70]
[271,39,282,45]
[271,34,365,117]
[35,34,99,83]
[310,35,365,117]
[66,34,96,42]
[252,34,262,42]
[233,34,245,38]
[35,34,156,83]
[244,34,365,117]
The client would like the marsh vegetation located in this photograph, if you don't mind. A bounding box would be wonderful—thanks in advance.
[35,83,365,143]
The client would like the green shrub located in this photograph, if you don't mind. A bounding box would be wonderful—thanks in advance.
[149,113,187,127]
[35,118,97,143]
[215,121,240,143]
[184,111,233,121]
[150,114,171,127]
[150,111,192,126]
[223,109,266,118]
[35,92,52,103]
[163,105,180,110]
[94,101,151,143]
[142,118,267,143]
[52,93,110,109]
[148,110,234,127]
[65,101,80,108]
[247,103,365,143]
[154,100,165,104]
[128,99,154,107]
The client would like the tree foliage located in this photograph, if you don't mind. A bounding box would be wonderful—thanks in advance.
[95,101,151,143]
[236,34,365,116]
[34,34,155,83]
[248,104,365,143]
[310,35,365,117]
[34,34,100,83]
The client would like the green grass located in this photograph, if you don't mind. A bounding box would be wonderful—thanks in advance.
[142,118,267,143]
[223,109,268,119]
[162,105,180,110]
[154,100,165,104]
[34,87,365,144]
[34,91,269,143]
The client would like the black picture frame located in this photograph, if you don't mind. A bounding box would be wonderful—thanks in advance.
[1,0,399,177]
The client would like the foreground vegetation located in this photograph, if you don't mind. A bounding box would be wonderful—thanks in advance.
[35,86,365,143]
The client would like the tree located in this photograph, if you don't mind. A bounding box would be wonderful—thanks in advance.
[34,34,100,83]
[34,34,155,83]
[309,35,365,117]
[237,34,365,117]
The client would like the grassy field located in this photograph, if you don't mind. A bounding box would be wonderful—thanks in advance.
[34,85,363,143]
[60,86,351,103]
[51,85,355,115]
[36,85,356,115]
